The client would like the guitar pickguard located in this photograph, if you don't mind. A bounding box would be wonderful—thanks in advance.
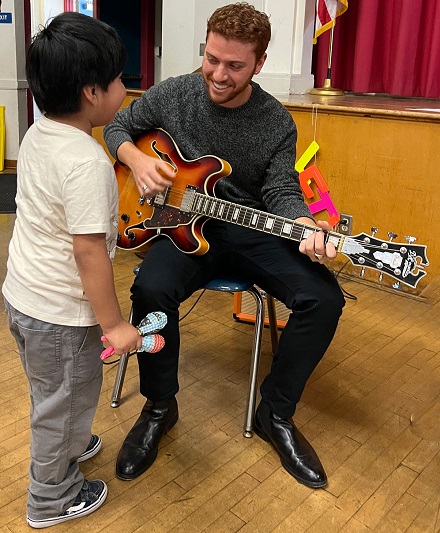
[127,204,197,232]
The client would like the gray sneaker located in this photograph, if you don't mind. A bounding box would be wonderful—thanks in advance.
[26,479,108,529]
[78,434,102,463]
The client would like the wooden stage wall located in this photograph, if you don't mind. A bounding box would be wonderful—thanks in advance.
[283,95,439,295]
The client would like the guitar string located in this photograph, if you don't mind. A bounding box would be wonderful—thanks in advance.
[144,188,421,254]
[136,188,424,276]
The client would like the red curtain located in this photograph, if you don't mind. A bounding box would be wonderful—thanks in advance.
[312,0,440,98]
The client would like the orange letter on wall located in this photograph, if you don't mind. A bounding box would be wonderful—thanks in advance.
[299,165,339,227]
[299,165,329,198]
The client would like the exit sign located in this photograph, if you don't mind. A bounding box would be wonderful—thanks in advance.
[0,13,13,23]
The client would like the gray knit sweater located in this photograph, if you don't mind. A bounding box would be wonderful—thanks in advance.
[104,73,312,221]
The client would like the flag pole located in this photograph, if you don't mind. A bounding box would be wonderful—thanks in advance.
[310,21,344,96]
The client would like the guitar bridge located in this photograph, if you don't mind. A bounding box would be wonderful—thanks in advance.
[180,187,197,213]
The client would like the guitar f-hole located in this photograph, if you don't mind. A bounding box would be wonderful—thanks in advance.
[151,141,178,172]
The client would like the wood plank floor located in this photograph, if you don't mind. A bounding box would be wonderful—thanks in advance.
[0,212,439,532]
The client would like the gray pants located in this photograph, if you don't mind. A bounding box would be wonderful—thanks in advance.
[4,299,103,520]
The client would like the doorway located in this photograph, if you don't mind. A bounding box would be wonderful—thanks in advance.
[98,0,156,90]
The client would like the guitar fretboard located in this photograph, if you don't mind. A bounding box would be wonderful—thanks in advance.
[191,192,342,248]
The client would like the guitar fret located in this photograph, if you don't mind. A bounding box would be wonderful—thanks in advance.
[292,226,304,240]
[241,209,252,227]
[218,202,225,218]
[281,221,293,235]
[221,202,228,220]
[208,198,217,216]
[265,217,275,232]
[228,204,236,222]
[195,196,203,213]
[255,213,265,231]
[202,197,210,214]
[193,195,202,213]
[273,218,284,236]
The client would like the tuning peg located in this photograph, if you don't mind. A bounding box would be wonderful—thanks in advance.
[379,231,398,282]
[360,227,379,278]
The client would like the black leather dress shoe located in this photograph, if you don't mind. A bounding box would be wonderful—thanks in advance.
[254,401,327,488]
[116,397,178,480]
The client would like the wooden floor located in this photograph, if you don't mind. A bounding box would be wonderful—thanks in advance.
[1,211,439,532]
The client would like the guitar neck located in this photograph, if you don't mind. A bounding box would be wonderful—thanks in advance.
[191,191,343,250]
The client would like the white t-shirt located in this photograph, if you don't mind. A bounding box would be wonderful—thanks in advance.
[2,116,119,326]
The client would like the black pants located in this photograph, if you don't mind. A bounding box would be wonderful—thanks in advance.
[131,220,345,419]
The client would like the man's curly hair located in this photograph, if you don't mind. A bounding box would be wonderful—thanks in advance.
[206,2,271,60]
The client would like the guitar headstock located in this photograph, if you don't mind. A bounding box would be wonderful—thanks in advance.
[340,232,429,288]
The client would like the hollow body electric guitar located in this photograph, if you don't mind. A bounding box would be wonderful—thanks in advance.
[116,129,429,289]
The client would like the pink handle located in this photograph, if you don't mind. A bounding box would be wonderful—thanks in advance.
[100,336,115,360]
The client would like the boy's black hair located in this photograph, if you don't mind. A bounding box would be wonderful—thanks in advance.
[26,12,127,116]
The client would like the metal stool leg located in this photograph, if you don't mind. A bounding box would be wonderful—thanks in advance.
[266,294,279,355]
[110,307,133,408]
[243,286,265,438]
[111,352,130,407]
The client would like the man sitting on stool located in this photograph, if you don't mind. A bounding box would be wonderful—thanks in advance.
[104,2,345,488]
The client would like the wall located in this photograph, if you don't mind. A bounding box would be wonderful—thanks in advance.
[29,0,63,122]
[0,0,27,163]
[0,0,63,161]
[286,101,439,294]
[3,0,315,164]
[161,0,315,94]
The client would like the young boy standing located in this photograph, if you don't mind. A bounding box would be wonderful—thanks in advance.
[2,12,141,528]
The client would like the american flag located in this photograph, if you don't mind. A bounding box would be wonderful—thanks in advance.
[314,0,348,43]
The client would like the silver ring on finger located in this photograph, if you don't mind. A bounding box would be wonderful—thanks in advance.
[314,253,323,260]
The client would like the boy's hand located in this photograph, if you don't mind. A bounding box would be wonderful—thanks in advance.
[102,320,142,356]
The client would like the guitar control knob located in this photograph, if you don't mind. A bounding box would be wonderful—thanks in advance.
[128,232,136,241]
[121,214,130,222]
